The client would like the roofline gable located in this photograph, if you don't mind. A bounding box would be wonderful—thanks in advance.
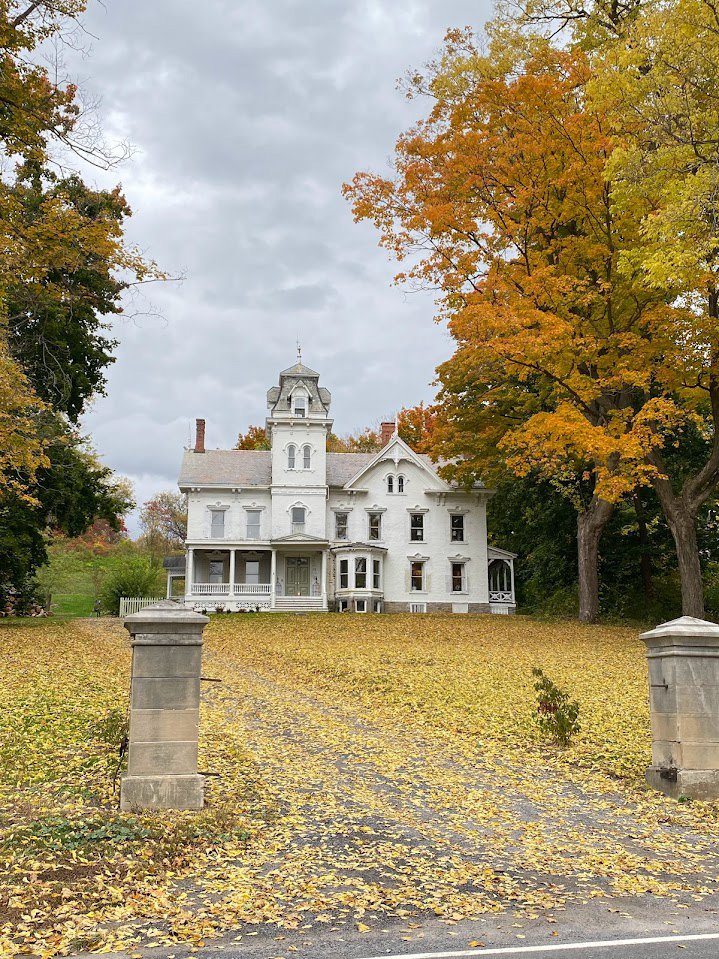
[343,436,449,491]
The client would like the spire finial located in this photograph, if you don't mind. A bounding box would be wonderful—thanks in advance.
[296,336,302,365]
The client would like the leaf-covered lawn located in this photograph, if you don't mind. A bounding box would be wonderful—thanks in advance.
[2,614,718,956]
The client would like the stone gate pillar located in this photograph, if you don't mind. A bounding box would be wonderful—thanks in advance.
[641,615,719,801]
[120,600,209,810]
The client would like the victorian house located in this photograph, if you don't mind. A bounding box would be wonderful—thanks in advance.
[171,359,516,613]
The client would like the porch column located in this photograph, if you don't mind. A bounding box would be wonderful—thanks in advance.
[321,549,328,610]
[271,549,277,609]
[166,571,172,599]
[186,548,194,598]
[229,548,236,597]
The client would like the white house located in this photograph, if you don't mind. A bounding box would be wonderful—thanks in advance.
[173,359,516,614]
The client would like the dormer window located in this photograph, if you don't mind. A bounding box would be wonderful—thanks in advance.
[293,393,307,417]
[303,444,311,469]
[287,444,296,469]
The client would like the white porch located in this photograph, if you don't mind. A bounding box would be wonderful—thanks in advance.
[487,547,517,614]
[183,546,328,611]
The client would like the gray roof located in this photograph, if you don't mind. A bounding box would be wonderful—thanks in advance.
[177,449,466,490]
[179,450,272,487]
[279,361,320,377]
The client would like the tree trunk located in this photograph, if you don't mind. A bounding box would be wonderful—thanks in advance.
[652,485,705,618]
[577,497,614,623]
[633,495,654,601]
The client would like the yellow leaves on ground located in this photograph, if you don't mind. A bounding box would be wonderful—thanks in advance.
[1,613,718,957]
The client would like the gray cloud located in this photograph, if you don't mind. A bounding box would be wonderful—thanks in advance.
[67,0,490,532]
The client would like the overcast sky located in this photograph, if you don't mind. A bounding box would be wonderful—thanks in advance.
[65,0,491,532]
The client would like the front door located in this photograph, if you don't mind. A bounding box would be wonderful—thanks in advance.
[286,556,310,596]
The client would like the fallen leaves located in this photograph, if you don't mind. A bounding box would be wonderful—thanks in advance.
[1,613,718,956]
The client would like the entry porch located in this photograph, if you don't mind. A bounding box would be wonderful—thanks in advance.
[183,545,328,611]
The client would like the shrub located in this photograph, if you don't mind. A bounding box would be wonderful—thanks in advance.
[531,667,580,747]
[99,557,164,615]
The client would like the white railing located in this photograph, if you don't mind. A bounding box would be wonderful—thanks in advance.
[489,590,515,603]
[233,583,272,595]
[119,596,165,617]
[191,583,230,595]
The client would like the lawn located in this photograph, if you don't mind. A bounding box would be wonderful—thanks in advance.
[1,613,718,956]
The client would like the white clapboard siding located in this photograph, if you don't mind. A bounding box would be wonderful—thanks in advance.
[119,596,165,617]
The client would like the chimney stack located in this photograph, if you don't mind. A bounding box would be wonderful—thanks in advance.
[194,418,206,453]
[380,421,395,447]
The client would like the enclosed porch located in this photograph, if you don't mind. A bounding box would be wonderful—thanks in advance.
[487,547,517,614]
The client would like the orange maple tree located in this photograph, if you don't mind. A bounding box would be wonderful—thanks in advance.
[345,35,683,621]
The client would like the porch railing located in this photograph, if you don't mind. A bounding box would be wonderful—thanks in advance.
[190,583,272,596]
[191,583,230,595]
[489,590,515,604]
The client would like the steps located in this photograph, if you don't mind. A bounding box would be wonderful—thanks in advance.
[272,596,326,613]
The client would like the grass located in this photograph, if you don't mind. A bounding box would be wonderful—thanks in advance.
[2,614,718,956]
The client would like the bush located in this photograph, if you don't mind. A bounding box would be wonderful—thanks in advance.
[531,667,580,747]
[99,557,164,615]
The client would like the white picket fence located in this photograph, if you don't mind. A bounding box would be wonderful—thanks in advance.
[119,595,165,617]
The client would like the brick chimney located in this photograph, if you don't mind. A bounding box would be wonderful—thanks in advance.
[194,418,206,453]
[380,421,395,446]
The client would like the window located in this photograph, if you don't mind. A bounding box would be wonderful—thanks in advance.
[293,394,306,416]
[291,506,306,533]
[245,560,260,585]
[246,510,261,540]
[397,475,405,493]
[373,559,381,590]
[451,562,465,592]
[210,509,225,538]
[335,512,348,540]
[339,558,349,589]
[411,560,425,591]
[410,513,424,541]
[374,600,382,612]
[387,475,394,493]
[451,514,465,542]
[339,599,349,611]
[303,444,311,469]
[356,599,367,613]
[368,512,382,541]
[208,560,224,584]
[355,557,367,589]
[287,444,296,469]
[409,602,427,613]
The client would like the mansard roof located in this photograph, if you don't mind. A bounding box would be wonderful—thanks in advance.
[267,359,331,415]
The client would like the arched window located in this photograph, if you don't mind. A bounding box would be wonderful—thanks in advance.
[303,444,311,469]
[397,475,405,493]
[387,475,394,493]
[488,559,512,594]
[287,444,296,469]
